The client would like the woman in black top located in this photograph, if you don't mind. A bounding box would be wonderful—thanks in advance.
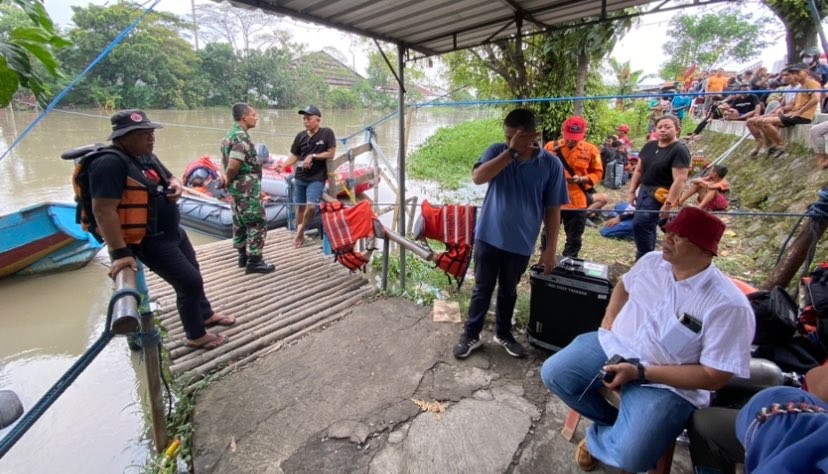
[627,115,690,260]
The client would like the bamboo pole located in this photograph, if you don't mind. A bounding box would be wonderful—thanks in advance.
[185,302,369,394]
[762,218,828,290]
[176,287,374,379]
[163,272,365,345]
[169,277,370,367]
[171,283,372,375]
[141,311,167,453]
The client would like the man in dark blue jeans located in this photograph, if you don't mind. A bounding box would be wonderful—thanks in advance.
[453,109,569,359]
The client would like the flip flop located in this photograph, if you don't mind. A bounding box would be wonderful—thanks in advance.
[205,314,236,327]
[186,333,228,350]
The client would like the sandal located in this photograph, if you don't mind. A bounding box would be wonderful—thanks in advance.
[769,147,786,159]
[205,314,236,327]
[186,333,228,350]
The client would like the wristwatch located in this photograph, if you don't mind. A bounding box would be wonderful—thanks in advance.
[312,153,317,159]
[630,359,648,384]
[507,147,520,160]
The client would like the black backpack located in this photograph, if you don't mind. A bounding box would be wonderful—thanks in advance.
[748,287,798,345]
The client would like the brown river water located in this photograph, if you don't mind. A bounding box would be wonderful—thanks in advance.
[0,107,496,472]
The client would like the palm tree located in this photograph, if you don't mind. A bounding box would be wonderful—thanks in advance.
[607,58,650,111]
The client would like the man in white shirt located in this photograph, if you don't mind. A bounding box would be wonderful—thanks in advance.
[541,207,755,472]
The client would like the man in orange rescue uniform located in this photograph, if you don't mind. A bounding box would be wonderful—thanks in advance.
[544,116,603,258]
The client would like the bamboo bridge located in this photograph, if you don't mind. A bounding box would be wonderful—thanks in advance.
[144,229,377,391]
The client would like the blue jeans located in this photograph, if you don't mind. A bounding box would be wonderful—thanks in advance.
[293,177,324,205]
[633,186,664,260]
[540,332,696,472]
[464,240,530,339]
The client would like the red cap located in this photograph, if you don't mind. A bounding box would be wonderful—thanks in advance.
[663,207,725,255]
[616,124,630,133]
[562,116,587,141]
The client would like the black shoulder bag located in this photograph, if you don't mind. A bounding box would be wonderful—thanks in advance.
[554,144,593,206]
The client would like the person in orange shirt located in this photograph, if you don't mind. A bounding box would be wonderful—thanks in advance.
[706,69,728,94]
[543,116,603,258]
[704,69,729,116]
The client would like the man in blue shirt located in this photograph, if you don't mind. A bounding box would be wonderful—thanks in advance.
[453,109,569,359]
[672,93,692,121]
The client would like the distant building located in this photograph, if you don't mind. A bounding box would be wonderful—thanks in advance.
[292,51,365,89]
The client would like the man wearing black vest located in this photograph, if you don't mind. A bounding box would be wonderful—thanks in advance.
[85,110,234,350]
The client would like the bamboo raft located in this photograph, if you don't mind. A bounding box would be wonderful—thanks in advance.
[144,228,376,390]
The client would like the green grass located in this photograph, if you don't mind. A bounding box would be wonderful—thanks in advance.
[407,118,503,189]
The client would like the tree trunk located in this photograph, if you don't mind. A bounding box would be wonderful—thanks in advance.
[764,0,828,62]
[762,218,828,290]
[574,49,589,116]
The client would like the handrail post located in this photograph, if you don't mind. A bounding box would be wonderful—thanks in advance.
[134,262,168,454]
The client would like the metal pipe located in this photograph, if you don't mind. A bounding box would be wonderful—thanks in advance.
[397,43,407,290]
[381,225,434,261]
[112,267,140,335]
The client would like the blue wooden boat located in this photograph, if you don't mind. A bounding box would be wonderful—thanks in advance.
[0,202,103,279]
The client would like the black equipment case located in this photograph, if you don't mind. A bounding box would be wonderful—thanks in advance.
[527,257,612,351]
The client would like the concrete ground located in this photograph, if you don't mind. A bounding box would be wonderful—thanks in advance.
[192,297,694,473]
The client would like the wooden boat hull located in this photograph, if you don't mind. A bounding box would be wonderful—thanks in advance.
[0,202,103,279]
[178,194,290,239]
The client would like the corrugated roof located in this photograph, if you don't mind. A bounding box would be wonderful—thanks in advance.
[224,0,667,57]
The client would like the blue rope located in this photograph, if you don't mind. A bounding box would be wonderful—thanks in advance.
[337,87,826,144]
[0,0,163,164]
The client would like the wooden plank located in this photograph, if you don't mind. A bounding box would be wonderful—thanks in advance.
[328,143,372,170]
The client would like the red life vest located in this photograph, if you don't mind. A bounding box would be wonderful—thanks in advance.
[320,200,376,272]
[182,155,220,185]
[418,200,477,287]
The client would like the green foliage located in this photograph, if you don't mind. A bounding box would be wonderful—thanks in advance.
[407,118,502,189]
[371,249,455,306]
[660,11,767,79]
[606,58,650,111]
[762,0,828,61]
[327,87,361,109]
[0,0,70,107]
[57,2,200,109]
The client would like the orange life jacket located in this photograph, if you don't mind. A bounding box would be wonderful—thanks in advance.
[320,200,376,272]
[418,200,476,288]
[62,144,161,245]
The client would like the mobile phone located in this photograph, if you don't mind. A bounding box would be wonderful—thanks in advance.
[601,354,626,383]
[678,313,702,333]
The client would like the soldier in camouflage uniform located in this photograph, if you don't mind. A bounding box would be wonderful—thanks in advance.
[220,103,275,274]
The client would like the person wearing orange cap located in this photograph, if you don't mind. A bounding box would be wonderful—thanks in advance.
[615,124,633,150]
[543,116,603,257]
[541,206,754,473]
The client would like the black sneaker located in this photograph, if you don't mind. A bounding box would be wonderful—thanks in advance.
[453,334,482,359]
[494,334,527,358]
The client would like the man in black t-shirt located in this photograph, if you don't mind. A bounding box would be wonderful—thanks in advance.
[87,110,234,350]
[721,83,759,121]
[276,105,337,248]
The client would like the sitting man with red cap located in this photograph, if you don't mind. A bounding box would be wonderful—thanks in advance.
[543,116,603,257]
[540,207,755,472]
[615,124,633,150]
